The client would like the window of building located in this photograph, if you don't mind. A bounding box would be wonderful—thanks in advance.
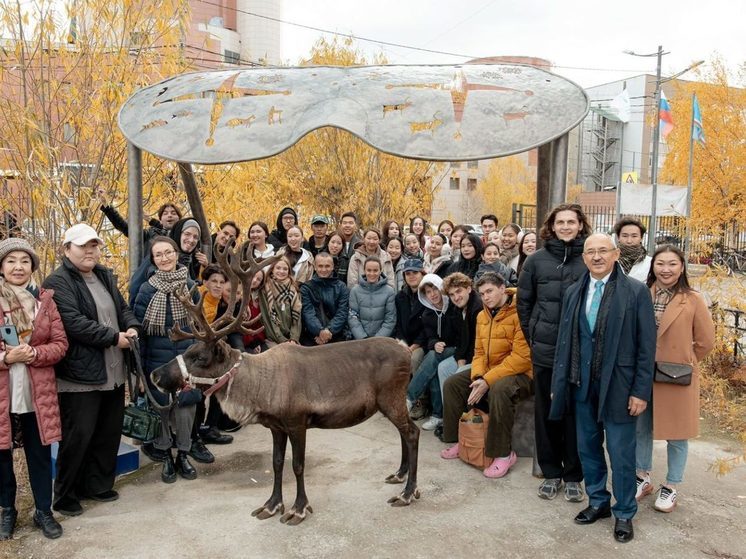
[224,50,240,65]
[449,177,460,190]
[467,178,477,191]
[467,160,478,169]
[450,161,463,169]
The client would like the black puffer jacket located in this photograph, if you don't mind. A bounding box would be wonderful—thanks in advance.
[393,287,426,346]
[42,258,141,384]
[516,236,587,368]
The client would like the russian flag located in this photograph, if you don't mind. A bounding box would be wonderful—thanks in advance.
[659,91,674,139]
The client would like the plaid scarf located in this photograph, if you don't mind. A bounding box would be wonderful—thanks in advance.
[264,277,302,335]
[618,243,647,274]
[652,285,674,328]
[143,267,189,336]
[0,278,37,342]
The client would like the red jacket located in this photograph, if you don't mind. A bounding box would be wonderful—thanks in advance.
[0,288,68,449]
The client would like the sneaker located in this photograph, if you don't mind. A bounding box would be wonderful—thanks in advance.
[440,444,460,460]
[421,416,443,431]
[434,425,444,441]
[0,507,17,540]
[33,510,63,539]
[483,451,517,479]
[564,481,585,502]
[636,475,653,501]
[654,485,677,513]
[538,478,563,500]
[188,439,215,464]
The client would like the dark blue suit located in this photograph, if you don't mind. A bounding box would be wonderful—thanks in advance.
[550,264,655,519]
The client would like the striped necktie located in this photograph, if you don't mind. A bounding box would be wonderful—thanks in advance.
[587,280,604,332]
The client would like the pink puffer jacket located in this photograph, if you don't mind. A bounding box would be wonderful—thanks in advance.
[0,288,68,449]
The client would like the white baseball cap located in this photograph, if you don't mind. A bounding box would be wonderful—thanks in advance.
[63,223,104,246]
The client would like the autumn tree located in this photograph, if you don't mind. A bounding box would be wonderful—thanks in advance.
[476,155,536,226]
[0,0,190,276]
[660,56,746,251]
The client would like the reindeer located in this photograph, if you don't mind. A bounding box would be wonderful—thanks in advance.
[150,241,420,525]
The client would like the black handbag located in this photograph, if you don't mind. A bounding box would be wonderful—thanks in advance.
[121,338,170,442]
[654,362,693,386]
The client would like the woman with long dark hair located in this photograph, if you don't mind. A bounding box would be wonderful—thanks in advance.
[381,220,402,249]
[409,216,428,251]
[516,230,537,277]
[635,245,715,512]
[446,233,483,279]
[248,221,275,261]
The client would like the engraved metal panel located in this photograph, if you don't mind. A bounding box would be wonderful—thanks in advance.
[118,64,589,163]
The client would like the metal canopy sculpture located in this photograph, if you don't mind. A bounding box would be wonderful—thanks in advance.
[118,64,588,164]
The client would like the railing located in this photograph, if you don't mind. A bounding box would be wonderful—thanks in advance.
[713,307,746,365]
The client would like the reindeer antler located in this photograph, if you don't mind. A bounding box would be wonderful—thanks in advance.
[169,240,281,344]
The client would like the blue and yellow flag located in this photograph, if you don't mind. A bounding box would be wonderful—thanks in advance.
[692,94,705,145]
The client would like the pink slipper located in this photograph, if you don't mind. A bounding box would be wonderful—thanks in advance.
[483,451,517,478]
[440,444,460,460]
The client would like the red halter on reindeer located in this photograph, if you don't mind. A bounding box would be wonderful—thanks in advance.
[150,240,420,525]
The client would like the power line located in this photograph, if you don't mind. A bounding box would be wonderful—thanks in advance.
[194,0,652,73]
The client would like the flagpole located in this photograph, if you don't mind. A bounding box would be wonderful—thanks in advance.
[684,93,696,262]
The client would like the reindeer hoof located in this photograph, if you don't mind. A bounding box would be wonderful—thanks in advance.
[387,489,420,507]
[280,505,313,526]
[251,502,284,520]
[385,472,407,484]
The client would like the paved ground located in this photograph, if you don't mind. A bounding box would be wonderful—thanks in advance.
[4,415,745,559]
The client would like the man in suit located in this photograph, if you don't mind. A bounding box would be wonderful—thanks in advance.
[550,233,656,543]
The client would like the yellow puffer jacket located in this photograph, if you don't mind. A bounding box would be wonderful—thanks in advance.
[471,289,532,386]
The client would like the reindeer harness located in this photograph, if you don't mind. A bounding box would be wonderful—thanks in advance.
[175,353,243,400]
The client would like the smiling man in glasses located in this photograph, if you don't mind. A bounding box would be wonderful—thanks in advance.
[549,233,656,543]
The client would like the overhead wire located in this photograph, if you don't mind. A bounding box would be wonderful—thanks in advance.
[194,0,653,74]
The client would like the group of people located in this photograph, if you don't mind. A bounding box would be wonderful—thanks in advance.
[0,201,714,545]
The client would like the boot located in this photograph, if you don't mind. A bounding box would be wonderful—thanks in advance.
[0,507,17,540]
[188,438,214,463]
[161,450,177,484]
[176,451,198,480]
[33,510,63,539]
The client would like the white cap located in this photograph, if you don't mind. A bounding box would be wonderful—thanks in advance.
[63,223,104,246]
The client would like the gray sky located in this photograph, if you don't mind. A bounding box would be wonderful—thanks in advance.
[281,0,744,87]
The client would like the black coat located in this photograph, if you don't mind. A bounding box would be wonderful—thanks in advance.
[393,287,426,346]
[42,257,141,384]
[549,265,656,423]
[454,290,483,363]
[516,236,587,368]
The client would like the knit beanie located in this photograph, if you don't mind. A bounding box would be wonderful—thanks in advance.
[0,237,40,272]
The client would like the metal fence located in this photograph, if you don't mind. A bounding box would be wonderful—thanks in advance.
[511,203,746,264]
[713,307,746,364]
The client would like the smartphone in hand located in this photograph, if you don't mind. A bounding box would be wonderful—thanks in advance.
[0,324,20,346]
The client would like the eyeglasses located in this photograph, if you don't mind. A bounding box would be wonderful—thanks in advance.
[583,248,617,257]
[153,250,176,260]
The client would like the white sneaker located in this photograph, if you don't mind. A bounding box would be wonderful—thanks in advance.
[636,474,653,501]
[654,485,677,512]
[421,416,443,431]
[406,399,413,413]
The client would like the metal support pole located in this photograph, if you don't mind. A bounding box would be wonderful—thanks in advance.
[549,133,569,208]
[648,45,663,253]
[178,162,212,263]
[126,142,143,278]
[536,142,553,247]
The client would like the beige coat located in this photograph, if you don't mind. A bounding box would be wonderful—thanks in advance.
[346,248,396,290]
[651,288,715,440]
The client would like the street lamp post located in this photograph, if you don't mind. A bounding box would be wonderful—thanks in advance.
[624,47,706,253]
[624,46,665,252]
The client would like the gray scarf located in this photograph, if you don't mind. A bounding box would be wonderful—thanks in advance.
[143,267,189,336]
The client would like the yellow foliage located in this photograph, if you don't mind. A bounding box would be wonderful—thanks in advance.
[477,156,536,225]
[660,56,746,253]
